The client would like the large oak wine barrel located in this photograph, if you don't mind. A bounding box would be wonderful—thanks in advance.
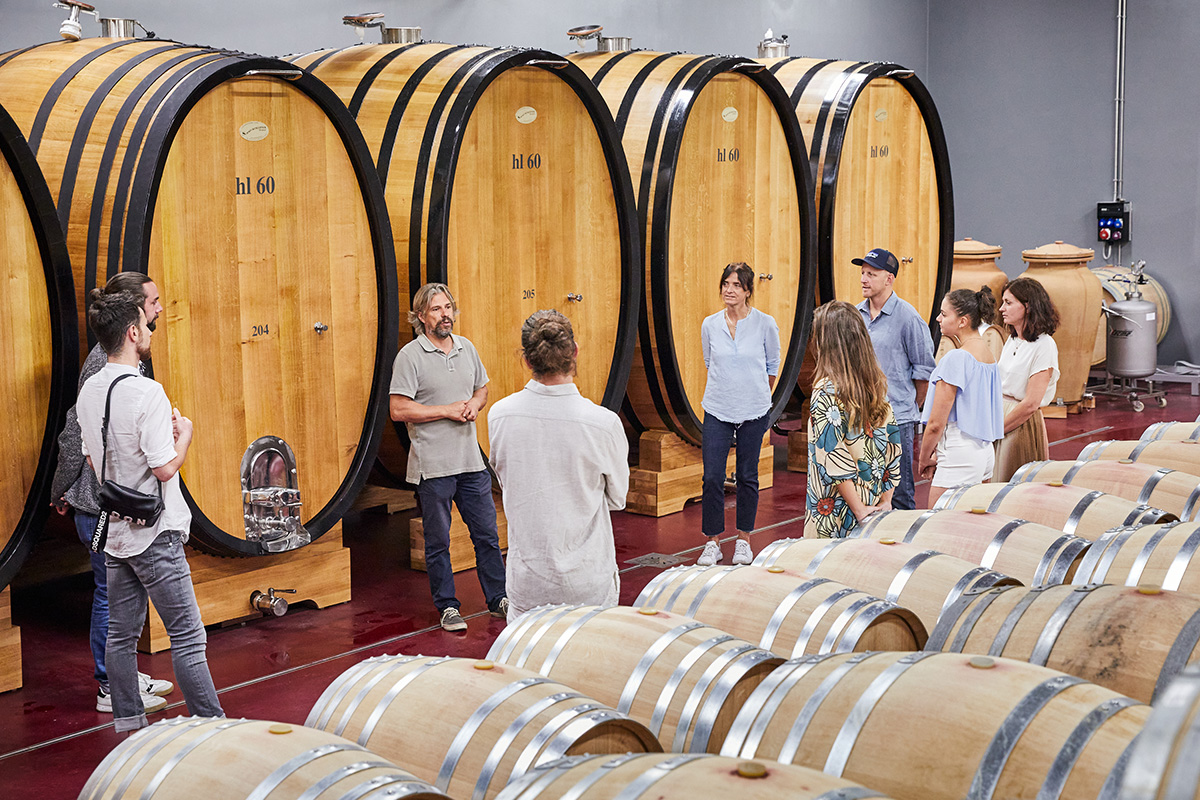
[1074,522,1200,592]
[0,103,76,590]
[721,651,1148,800]
[1092,265,1171,366]
[305,655,660,800]
[929,583,1200,704]
[567,49,816,445]
[763,57,953,327]
[486,604,783,753]
[1012,460,1200,522]
[291,41,640,469]
[79,716,449,800]
[1119,663,1200,800]
[496,753,894,800]
[853,508,1088,586]
[1142,421,1200,442]
[1079,439,1200,476]
[753,537,1020,634]
[0,37,397,556]
[634,564,926,656]
[934,481,1176,539]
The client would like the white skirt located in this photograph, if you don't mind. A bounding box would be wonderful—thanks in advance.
[932,422,995,488]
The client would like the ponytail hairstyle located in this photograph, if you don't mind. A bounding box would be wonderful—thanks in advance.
[521,310,576,379]
[945,286,999,328]
[811,300,891,432]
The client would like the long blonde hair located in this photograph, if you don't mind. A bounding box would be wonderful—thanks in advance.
[811,301,891,431]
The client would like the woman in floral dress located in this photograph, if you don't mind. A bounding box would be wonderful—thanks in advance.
[806,301,902,538]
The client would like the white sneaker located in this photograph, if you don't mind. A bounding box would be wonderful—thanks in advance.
[138,671,174,697]
[732,539,754,565]
[96,687,168,714]
[696,540,722,567]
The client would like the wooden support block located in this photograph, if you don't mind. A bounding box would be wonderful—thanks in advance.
[787,429,809,473]
[626,430,774,517]
[351,483,417,514]
[410,495,508,572]
[0,587,21,693]
[138,525,351,653]
[1042,404,1069,419]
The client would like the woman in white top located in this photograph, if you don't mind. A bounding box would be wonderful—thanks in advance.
[919,288,1005,507]
[994,277,1061,481]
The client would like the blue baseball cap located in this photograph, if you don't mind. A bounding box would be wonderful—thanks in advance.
[852,248,900,275]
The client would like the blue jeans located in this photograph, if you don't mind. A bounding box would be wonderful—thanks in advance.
[416,470,506,613]
[894,421,917,510]
[74,512,107,687]
[106,529,223,732]
[701,412,773,537]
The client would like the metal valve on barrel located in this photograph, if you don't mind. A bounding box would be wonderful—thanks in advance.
[250,587,295,617]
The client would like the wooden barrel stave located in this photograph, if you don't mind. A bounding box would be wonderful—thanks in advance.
[1078,439,1200,477]
[1074,522,1200,593]
[0,101,76,590]
[634,564,926,656]
[1118,663,1200,800]
[928,583,1200,703]
[1141,421,1200,442]
[0,39,397,555]
[79,716,449,800]
[933,480,1177,540]
[721,651,1148,800]
[853,508,1088,586]
[486,604,783,754]
[1011,459,1200,522]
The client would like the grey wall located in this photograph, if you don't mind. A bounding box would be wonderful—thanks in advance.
[2,1,1197,361]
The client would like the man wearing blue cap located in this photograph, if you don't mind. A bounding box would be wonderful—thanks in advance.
[853,247,935,510]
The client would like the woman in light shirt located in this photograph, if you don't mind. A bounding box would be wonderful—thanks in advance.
[696,262,780,566]
[919,288,1005,507]
[994,277,1061,482]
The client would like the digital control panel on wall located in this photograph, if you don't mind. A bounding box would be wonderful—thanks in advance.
[1097,200,1131,244]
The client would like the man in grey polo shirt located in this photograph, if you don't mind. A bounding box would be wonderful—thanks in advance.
[390,283,507,632]
[854,247,935,510]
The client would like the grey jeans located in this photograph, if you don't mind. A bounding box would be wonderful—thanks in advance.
[105,529,223,731]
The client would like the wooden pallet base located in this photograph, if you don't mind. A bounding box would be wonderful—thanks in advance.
[138,526,351,653]
[410,494,508,573]
[351,484,417,515]
[0,587,21,693]
[787,429,810,473]
[626,430,774,517]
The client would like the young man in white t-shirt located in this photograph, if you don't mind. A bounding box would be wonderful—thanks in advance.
[76,290,223,733]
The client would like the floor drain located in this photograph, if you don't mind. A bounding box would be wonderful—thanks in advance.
[626,553,684,568]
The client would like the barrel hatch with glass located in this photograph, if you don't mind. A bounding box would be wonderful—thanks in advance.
[241,436,310,553]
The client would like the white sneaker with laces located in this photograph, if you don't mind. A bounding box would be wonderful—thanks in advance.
[696,540,722,567]
[732,539,754,565]
[96,686,168,714]
[138,671,174,697]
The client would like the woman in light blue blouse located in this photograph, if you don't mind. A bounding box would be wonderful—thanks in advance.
[918,288,1005,507]
[696,262,780,567]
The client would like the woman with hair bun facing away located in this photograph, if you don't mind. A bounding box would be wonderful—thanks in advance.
[918,288,1005,507]
[994,277,1061,482]
[806,301,902,538]
[696,262,780,567]
[488,310,628,621]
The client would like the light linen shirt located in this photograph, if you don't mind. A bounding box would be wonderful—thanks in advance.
[488,380,628,617]
[77,363,191,558]
[701,307,780,424]
[858,293,936,424]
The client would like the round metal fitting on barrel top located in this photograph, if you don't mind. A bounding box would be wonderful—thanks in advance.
[54,1,98,41]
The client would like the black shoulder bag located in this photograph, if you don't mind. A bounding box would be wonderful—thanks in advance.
[90,373,165,553]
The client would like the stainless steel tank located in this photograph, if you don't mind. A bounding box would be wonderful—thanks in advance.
[1106,285,1158,379]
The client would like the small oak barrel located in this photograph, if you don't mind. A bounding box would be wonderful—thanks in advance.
[305,655,659,800]
[567,49,816,445]
[1011,460,1200,522]
[291,42,640,469]
[634,564,926,656]
[486,604,783,754]
[928,583,1200,704]
[1142,421,1200,442]
[753,537,1020,634]
[78,716,449,800]
[1074,522,1200,593]
[721,651,1149,800]
[1092,265,1171,366]
[495,753,894,800]
[1118,663,1200,800]
[762,57,953,327]
[0,102,76,590]
[853,508,1089,586]
[1078,439,1200,476]
[934,481,1176,539]
[0,37,398,556]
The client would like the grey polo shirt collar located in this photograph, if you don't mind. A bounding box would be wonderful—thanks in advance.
[417,332,465,354]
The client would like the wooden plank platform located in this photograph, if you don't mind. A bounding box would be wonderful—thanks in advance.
[627,430,774,517]
[351,484,417,514]
[410,495,508,573]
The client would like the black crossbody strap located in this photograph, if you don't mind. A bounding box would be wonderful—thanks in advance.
[99,373,163,502]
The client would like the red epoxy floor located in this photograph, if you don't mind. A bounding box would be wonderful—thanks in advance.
[1,386,1194,797]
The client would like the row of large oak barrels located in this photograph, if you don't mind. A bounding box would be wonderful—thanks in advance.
[0,33,951,576]
[80,596,1200,800]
